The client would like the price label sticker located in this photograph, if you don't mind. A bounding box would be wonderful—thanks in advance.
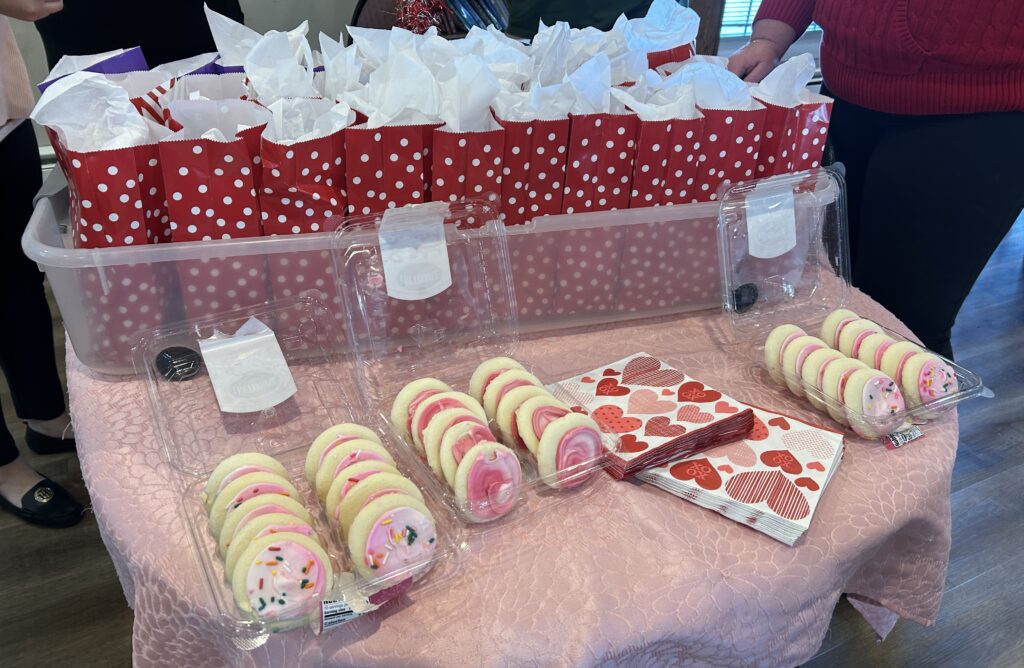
[320,599,361,632]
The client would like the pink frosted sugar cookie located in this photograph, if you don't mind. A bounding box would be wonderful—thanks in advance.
[820,308,859,349]
[819,357,868,426]
[494,385,552,448]
[515,395,572,455]
[209,472,301,537]
[780,335,828,397]
[305,423,382,483]
[389,379,453,446]
[799,348,845,412]
[842,368,906,439]
[837,318,883,358]
[481,369,544,422]
[347,494,437,579]
[231,532,334,623]
[536,413,605,489]
[469,357,526,404]
[878,341,924,386]
[900,352,959,417]
[421,407,489,477]
[335,472,425,539]
[314,439,396,503]
[439,421,500,488]
[203,453,290,511]
[218,494,314,557]
[763,324,806,385]
[409,391,486,453]
[454,442,522,522]
[224,513,316,582]
[856,332,897,369]
[323,460,402,526]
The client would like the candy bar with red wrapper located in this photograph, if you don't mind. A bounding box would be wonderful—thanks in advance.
[751,54,833,177]
[614,0,700,70]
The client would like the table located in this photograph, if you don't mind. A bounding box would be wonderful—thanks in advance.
[71,290,956,667]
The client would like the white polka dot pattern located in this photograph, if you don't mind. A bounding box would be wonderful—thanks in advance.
[550,227,626,313]
[268,250,347,346]
[791,100,832,171]
[752,98,832,176]
[159,125,265,242]
[562,112,638,214]
[259,131,347,235]
[630,116,704,207]
[432,128,504,205]
[344,123,439,216]
[176,256,270,320]
[646,43,695,70]
[691,107,767,202]
[497,116,570,226]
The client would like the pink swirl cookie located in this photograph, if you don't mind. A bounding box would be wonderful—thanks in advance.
[494,385,551,448]
[203,453,290,511]
[481,369,543,422]
[324,460,402,525]
[347,494,437,580]
[856,332,897,369]
[389,378,453,445]
[305,423,382,483]
[842,368,906,438]
[218,494,314,557]
[224,513,316,581]
[780,335,828,397]
[799,348,845,412]
[763,324,806,385]
[900,352,959,417]
[231,532,334,622]
[209,472,301,537]
[409,391,486,453]
[469,357,526,404]
[314,439,396,503]
[819,308,858,349]
[536,413,605,489]
[421,407,489,477]
[439,421,499,488]
[336,472,425,538]
[454,442,522,521]
[837,319,883,358]
[515,395,572,455]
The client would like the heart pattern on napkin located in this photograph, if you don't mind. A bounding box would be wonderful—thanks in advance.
[622,356,687,387]
[677,381,723,404]
[591,405,643,433]
[596,378,630,397]
[768,417,791,430]
[715,401,739,414]
[619,434,649,453]
[645,416,687,438]
[669,458,722,490]
[759,450,803,475]
[746,416,769,442]
[706,440,757,467]
[677,405,714,423]
[725,470,810,520]
[782,430,838,461]
[627,389,676,414]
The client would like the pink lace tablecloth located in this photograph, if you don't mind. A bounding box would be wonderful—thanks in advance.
[70,291,956,668]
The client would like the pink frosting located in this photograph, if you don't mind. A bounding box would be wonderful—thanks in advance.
[794,343,825,377]
[228,483,289,511]
[832,317,857,348]
[816,356,838,391]
[496,379,534,404]
[480,369,508,398]
[317,435,359,468]
[850,330,876,358]
[406,390,441,436]
[777,332,803,369]
[463,448,522,519]
[233,504,296,541]
[873,339,894,368]
[836,368,859,403]
[217,465,274,496]
[331,450,386,478]
[336,488,403,523]
[917,358,958,403]
[860,375,905,416]
[895,351,916,384]
[364,507,437,577]
[255,524,314,540]
[556,427,602,488]
[415,398,467,443]
[335,468,387,506]
[531,405,571,442]
[245,539,326,621]
[452,424,496,465]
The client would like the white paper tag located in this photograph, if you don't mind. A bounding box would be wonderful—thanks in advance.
[746,184,796,259]
[319,599,361,632]
[378,203,452,301]
[197,317,297,413]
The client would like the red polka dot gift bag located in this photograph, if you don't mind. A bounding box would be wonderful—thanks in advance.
[345,123,440,215]
[750,55,833,177]
[613,0,700,70]
[562,112,639,214]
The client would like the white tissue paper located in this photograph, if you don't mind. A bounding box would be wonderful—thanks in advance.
[362,45,442,128]
[263,98,355,144]
[751,53,817,107]
[666,61,759,109]
[320,33,366,101]
[614,0,700,53]
[347,25,439,72]
[611,72,699,121]
[205,4,311,67]
[42,49,135,84]
[165,99,271,142]
[530,21,571,87]
[565,54,617,114]
[151,52,220,78]
[31,72,152,151]
[493,78,576,122]
[244,31,318,102]
[459,27,534,89]
[435,55,501,132]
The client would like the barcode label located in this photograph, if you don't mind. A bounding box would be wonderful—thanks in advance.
[320,599,360,632]
[883,426,924,449]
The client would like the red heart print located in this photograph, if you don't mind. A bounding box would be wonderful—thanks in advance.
[591,405,643,434]
[806,461,826,472]
[794,477,820,491]
[626,389,675,414]
[644,416,687,438]
[669,458,722,490]
[602,369,620,377]
[596,378,630,397]
[718,465,734,474]
[725,470,810,520]
[768,417,791,430]
[622,356,687,387]
[661,389,672,396]
[707,441,757,467]
[570,406,588,414]
[677,381,723,404]
[581,376,596,383]
[746,416,769,442]
[619,434,649,453]
[782,431,837,460]
[759,450,803,475]
[714,401,739,414]
[677,405,714,423]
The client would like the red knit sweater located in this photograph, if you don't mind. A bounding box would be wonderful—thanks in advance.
[756,0,1024,115]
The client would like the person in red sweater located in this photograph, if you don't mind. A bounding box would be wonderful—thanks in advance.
[729,0,1024,359]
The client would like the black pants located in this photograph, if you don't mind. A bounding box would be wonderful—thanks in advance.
[0,122,65,466]
[823,87,1024,359]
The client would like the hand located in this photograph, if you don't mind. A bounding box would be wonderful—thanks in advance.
[727,39,785,83]
[0,0,63,21]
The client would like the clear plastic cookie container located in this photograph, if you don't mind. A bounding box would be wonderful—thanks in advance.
[717,169,986,441]
[133,297,466,645]
[331,201,620,526]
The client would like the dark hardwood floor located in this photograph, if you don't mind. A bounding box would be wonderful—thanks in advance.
[1,219,1020,667]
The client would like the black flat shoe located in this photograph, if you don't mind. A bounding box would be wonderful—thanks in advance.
[0,479,85,528]
[24,426,76,455]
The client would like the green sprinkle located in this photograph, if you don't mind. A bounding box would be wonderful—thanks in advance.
[300,579,309,589]
[406,525,419,545]
[258,597,266,611]
[275,556,283,561]
[428,537,435,544]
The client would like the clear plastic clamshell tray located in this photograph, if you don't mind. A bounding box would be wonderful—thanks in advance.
[718,169,984,438]
[332,201,619,527]
[133,297,466,645]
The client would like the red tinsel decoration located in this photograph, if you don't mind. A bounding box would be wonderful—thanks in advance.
[396,0,457,35]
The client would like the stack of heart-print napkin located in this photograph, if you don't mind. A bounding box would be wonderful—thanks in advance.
[548,353,756,479]
[637,404,845,545]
